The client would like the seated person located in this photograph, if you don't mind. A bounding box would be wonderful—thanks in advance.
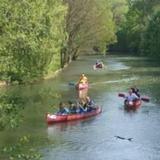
[95,60,99,65]
[84,96,96,112]
[131,86,140,97]
[57,102,69,115]
[95,60,104,68]
[76,101,87,113]
[125,89,139,105]
[68,101,77,114]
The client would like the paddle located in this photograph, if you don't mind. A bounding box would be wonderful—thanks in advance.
[68,82,76,86]
[118,93,125,98]
[118,93,150,102]
[140,96,150,102]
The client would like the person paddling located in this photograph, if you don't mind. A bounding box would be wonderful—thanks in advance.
[95,59,104,68]
[125,89,139,106]
[131,86,140,97]
[84,96,96,111]
[57,102,69,115]
[68,101,77,114]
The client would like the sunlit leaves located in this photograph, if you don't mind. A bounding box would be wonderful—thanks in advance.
[64,0,116,59]
[0,94,24,130]
[0,0,67,83]
[1,135,42,160]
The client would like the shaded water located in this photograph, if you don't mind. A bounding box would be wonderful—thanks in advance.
[0,54,160,160]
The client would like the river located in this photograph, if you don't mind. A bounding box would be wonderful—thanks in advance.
[0,54,160,160]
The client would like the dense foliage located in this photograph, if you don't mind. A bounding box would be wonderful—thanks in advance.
[62,0,116,62]
[0,0,67,83]
[0,93,40,160]
[1,136,42,160]
[0,0,119,83]
[0,94,24,130]
[110,0,160,57]
[142,11,160,57]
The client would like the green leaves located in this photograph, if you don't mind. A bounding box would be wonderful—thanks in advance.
[1,135,42,160]
[0,94,24,130]
[142,11,160,57]
[0,0,67,83]
[64,0,116,59]
[110,0,160,56]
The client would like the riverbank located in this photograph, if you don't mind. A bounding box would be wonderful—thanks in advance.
[0,64,69,87]
[43,64,68,80]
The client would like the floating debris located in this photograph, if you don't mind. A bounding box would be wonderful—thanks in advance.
[114,136,133,141]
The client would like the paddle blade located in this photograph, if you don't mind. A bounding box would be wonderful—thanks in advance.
[141,96,150,102]
[118,93,125,98]
[68,82,75,86]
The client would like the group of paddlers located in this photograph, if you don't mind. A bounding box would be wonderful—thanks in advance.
[57,96,96,115]
[57,74,96,115]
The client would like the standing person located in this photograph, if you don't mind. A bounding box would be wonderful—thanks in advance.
[77,74,88,105]
[78,74,88,84]
[77,88,88,106]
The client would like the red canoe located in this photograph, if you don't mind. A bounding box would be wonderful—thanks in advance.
[46,106,102,125]
[124,99,142,110]
[93,64,104,70]
[96,63,103,68]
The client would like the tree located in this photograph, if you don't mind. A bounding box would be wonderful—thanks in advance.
[64,0,116,61]
[142,11,160,57]
[111,0,160,54]
[0,0,67,83]
[110,0,128,27]
[108,0,129,52]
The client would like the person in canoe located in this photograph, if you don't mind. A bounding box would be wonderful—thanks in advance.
[125,89,139,105]
[94,59,104,69]
[57,102,69,115]
[68,101,77,114]
[76,73,89,105]
[76,101,87,113]
[130,86,140,97]
[84,96,96,112]
[67,100,87,114]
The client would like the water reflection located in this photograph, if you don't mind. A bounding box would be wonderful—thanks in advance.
[107,60,130,71]
[47,117,97,138]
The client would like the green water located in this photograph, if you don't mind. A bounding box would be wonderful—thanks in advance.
[0,54,160,160]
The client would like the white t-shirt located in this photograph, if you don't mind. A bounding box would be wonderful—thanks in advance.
[126,93,138,101]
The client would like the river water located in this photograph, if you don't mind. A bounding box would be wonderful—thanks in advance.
[0,54,160,160]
